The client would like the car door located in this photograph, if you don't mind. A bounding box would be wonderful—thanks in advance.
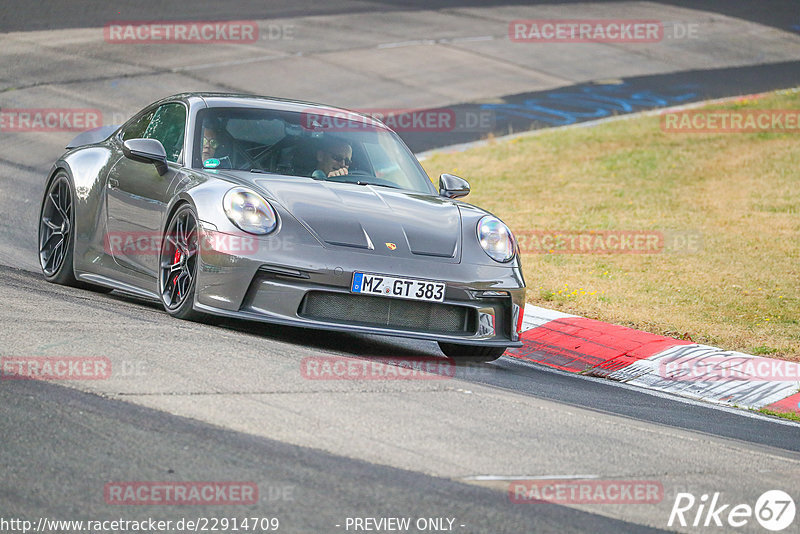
[106,102,187,277]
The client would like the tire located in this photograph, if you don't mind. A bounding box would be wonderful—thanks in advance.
[437,342,507,363]
[158,203,204,321]
[39,172,79,286]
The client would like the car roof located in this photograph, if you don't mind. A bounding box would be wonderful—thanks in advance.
[153,92,387,129]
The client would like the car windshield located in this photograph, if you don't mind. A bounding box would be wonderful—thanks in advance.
[194,106,436,195]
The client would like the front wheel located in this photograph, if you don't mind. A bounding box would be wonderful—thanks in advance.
[438,342,507,363]
[39,172,79,285]
[158,204,204,321]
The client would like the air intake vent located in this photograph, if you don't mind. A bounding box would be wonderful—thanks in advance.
[298,292,473,334]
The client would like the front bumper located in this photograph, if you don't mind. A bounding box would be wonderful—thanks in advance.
[193,227,526,347]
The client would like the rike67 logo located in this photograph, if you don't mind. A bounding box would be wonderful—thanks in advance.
[669,490,796,531]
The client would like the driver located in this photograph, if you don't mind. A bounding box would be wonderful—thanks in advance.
[311,137,352,180]
[201,121,232,169]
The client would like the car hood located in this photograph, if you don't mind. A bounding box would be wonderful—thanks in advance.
[248,175,462,260]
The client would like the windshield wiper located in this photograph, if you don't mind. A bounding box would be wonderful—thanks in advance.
[250,169,272,174]
[355,180,400,189]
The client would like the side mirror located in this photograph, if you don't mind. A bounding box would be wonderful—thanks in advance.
[123,138,168,176]
[439,173,470,199]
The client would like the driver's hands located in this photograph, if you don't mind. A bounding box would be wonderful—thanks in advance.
[328,167,349,177]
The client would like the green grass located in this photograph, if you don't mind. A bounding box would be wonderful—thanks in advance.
[423,89,800,361]
[758,408,800,423]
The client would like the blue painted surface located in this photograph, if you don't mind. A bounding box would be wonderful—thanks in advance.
[480,83,698,126]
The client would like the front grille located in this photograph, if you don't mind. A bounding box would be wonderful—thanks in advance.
[298,291,473,334]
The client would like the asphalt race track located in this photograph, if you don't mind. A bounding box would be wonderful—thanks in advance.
[1,2,799,533]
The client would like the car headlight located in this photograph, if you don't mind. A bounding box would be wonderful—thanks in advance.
[223,187,278,235]
[477,215,515,263]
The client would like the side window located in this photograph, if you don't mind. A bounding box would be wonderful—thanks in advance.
[142,103,186,163]
[121,109,155,141]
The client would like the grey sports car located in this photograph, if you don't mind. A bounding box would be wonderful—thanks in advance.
[38,93,526,361]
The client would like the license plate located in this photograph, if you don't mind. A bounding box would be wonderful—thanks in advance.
[351,272,445,302]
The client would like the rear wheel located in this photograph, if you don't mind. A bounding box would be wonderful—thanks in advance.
[158,204,204,320]
[39,173,79,285]
[438,342,507,363]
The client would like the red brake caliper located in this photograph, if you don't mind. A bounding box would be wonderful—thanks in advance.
[172,249,182,291]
